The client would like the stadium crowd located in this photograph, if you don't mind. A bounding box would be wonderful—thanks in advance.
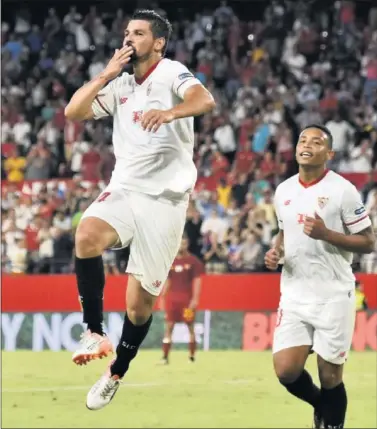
[2,0,377,275]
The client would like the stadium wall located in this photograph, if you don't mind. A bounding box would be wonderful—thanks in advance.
[2,275,376,352]
[2,273,377,312]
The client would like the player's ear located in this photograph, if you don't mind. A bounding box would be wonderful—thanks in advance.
[327,150,335,162]
[154,37,165,54]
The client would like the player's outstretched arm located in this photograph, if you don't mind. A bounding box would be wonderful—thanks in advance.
[65,46,134,121]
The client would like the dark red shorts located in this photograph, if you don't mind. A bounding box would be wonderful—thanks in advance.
[165,305,195,323]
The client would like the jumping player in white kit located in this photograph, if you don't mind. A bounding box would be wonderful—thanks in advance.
[265,124,375,429]
[65,9,215,410]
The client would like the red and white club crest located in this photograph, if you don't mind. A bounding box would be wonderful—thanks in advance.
[317,197,329,209]
[132,110,143,123]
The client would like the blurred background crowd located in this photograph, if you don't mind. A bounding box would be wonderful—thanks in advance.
[2,0,377,275]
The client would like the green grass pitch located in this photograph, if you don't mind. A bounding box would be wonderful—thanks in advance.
[2,350,376,428]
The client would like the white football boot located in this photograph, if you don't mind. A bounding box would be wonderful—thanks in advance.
[86,360,121,410]
[72,330,113,365]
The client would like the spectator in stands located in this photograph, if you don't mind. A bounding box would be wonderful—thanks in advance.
[231,173,249,208]
[81,143,102,180]
[213,115,237,165]
[251,114,271,154]
[52,209,72,232]
[4,147,26,183]
[51,227,73,274]
[7,237,28,274]
[211,149,229,176]
[24,142,54,180]
[217,177,231,210]
[348,138,374,173]
[185,205,203,259]
[325,112,355,166]
[12,114,32,154]
[235,230,263,272]
[203,232,228,274]
[249,169,270,203]
[201,209,228,243]
[36,218,53,273]
[103,250,120,275]
[257,188,277,231]
[71,199,90,233]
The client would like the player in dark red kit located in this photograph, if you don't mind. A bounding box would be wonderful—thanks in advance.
[159,236,204,364]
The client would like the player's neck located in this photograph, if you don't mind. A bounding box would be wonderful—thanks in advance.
[133,55,162,82]
[298,166,328,186]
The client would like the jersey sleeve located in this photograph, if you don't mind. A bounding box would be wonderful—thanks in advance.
[274,188,284,230]
[341,184,372,234]
[170,62,203,99]
[91,80,117,119]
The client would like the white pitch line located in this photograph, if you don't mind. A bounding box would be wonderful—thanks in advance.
[2,379,256,393]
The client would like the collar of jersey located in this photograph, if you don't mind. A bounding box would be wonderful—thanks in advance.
[134,59,162,85]
[298,169,329,188]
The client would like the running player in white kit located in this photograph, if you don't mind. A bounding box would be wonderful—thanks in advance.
[265,125,375,429]
[65,9,215,410]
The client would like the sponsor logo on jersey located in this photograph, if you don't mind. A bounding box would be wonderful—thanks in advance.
[119,96,128,105]
[284,200,291,206]
[354,206,366,215]
[132,110,143,123]
[297,213,306,224]
[178,72,194,80]
[318,197,329,209]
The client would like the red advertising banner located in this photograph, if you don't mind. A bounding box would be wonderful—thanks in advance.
[2,273,376,312]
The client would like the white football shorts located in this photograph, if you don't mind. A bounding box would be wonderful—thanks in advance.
[273,291,356,364]
[81,186,187,296]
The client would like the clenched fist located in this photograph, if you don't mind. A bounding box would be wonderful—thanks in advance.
[303,212,328,240]
[264,248,281,271]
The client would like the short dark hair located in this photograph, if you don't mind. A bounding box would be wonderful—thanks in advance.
[301,124,333,149]
[131,9,172,55]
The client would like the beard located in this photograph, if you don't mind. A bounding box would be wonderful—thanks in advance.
[125,41,138,63]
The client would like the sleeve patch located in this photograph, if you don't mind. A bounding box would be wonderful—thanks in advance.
[178,72,194,80]
[354,207,366,215]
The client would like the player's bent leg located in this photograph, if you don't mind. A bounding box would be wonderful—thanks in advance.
[160,321,174,364]
[311,295,355,428]
[111,274,156,377]
[274,346,321,419]
[87,275,156,410]
[273,345,312,384]
[317,356,347,429]
[72,217,120,366]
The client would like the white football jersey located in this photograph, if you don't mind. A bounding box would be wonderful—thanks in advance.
[274,170,372,304]
[91,58,203,200]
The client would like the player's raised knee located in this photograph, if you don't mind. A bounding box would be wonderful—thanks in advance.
[75,219,113,257]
